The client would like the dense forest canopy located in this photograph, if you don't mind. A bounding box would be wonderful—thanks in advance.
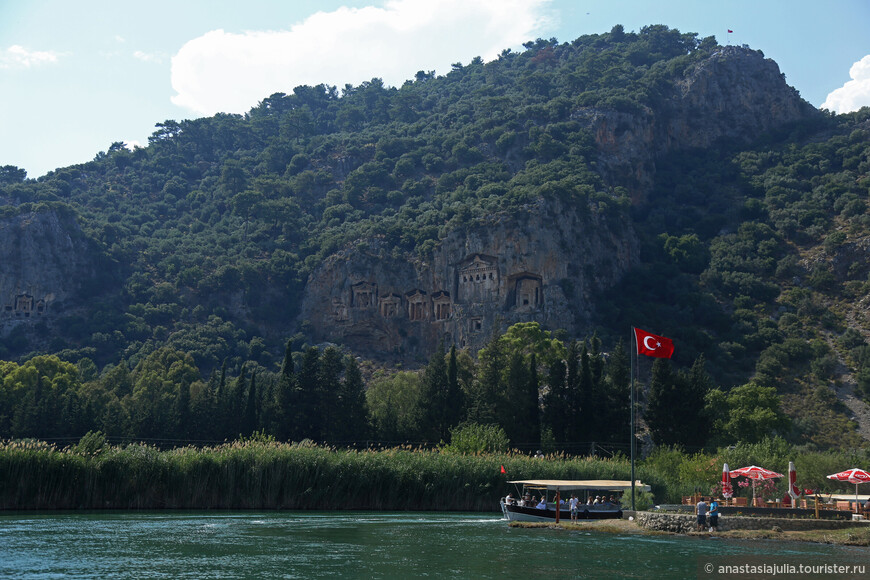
[2,25,870,451]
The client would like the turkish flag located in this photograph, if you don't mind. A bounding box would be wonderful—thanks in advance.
[727,29,733,33]
[634,328,675,358]
[500,465,506,474]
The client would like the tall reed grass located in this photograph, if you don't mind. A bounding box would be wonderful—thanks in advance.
[6,437,860,510]
[0,439,663,510]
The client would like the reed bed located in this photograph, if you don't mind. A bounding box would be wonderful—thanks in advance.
[0,440,662,511]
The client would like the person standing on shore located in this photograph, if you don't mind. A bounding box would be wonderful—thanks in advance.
[695,497,708,532]
[708,497,719,532]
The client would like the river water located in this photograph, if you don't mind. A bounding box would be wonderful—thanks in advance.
[0,512,866,579]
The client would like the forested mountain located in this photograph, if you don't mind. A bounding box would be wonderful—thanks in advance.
[2,25,869,450]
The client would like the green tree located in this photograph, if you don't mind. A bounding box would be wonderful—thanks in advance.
[366,371,423,440]
[126,347,201,439]
[706,381,790,444]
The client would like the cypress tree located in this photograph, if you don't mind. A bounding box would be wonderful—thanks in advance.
[419,340,449,442]
[445,344,464,435]
[646,358,685,447]
[242,370,258,436]
[276,340,298,441]
[467,333,504,425]
[525,353,541,450]
[337,355,368,443]
[297,347,320,440]
[318,346,343,441]
[503,351,529,446]
[564,340,580,443]
[602,339,631,445]
[544,358,568,448]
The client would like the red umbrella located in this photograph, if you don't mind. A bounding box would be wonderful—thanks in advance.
[721,463,733,499]
[730,465,784,504]
[827,468,870,512]
[788,461,800,507]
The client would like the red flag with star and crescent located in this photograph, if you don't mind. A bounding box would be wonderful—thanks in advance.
[634,328,675,358]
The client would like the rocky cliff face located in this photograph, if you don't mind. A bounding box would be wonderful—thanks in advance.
[300,47,818,359]
[301,198,636,358]
[579,46,818,199]
[0,208,103,334]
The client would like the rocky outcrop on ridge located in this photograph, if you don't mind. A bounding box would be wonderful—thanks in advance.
[0,207,105,335]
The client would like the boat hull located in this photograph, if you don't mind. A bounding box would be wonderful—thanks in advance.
[501,501,622,522]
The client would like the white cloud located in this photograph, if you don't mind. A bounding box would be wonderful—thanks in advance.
[0,45,61,69]
[133,50,164,63]
[821,55,870,114]
[170,0,552,115]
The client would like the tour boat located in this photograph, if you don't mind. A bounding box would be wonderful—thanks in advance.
[500,479,649,523]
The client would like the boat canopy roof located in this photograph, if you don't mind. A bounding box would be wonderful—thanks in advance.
[508,479,651,492]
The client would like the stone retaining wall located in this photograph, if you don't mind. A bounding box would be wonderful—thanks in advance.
[635,512,860,534]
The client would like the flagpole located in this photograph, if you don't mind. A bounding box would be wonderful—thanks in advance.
[630,327,636,512]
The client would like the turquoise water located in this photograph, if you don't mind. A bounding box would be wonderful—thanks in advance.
[0,512,866,579]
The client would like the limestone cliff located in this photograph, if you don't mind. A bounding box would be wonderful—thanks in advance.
[301,198,635,358]
[0,207,104,334]
[579,46,817,199]
[299,46,817,359]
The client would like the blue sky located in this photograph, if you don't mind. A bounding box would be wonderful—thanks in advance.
[2,0,869,179]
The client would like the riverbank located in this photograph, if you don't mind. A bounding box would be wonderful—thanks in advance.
[510,518,870,546]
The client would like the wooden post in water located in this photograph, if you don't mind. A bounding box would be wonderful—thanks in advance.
[555,490,561,523]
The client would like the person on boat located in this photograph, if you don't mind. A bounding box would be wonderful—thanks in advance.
[609,495,617,505]
[593,496,601,505]
[504,493,515,506]
[586,496,593,506]
[569,495,579,521]
[708,497,719,532]
[536,497,547,510]
[695,497,708,532]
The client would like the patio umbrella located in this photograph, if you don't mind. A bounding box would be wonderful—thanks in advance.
[721,463,733,500]
[826,468,870,512]
[730,465,784,505]
[788,461,800,507]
